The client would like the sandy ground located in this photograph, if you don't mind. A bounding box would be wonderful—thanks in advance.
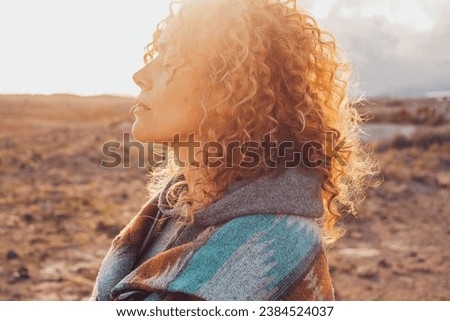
[0,94,449,300]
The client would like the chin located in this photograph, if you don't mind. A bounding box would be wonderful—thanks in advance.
[131,122,151,142]
[131,121,167,143]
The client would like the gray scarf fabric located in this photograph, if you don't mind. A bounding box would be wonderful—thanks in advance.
[158,166,324,226]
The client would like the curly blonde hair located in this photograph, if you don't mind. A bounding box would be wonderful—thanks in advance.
[143,0,377,244]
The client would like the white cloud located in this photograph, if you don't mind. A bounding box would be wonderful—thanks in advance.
[308,0,450,96]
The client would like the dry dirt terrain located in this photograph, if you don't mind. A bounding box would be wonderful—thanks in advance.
[0,94,449,300]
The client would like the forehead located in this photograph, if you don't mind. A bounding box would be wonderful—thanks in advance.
[154,16,202,66]
[157,32,169,51]
[157,19,178,51]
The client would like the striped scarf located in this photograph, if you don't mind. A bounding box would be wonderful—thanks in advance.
[91,167,335,301]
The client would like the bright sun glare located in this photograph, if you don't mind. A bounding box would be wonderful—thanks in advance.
[0,0,441,96]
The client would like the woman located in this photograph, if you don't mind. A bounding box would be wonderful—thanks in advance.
[91,0,375,301]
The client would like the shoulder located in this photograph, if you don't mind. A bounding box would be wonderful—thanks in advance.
[203,214,322,263]
[216,213,321,242]
[167,214,324,300]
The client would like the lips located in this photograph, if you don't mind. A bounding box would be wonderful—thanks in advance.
[130,103,151,114]
[139,102,151,110]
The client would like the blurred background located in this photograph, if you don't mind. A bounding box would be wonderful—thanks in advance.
[0,0,449,300]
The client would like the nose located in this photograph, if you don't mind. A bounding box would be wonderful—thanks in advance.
[132,66,152,90]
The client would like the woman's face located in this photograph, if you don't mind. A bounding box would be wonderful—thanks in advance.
[131,26,206,143]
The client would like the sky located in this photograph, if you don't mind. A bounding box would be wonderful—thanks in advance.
[0,0,448,97]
